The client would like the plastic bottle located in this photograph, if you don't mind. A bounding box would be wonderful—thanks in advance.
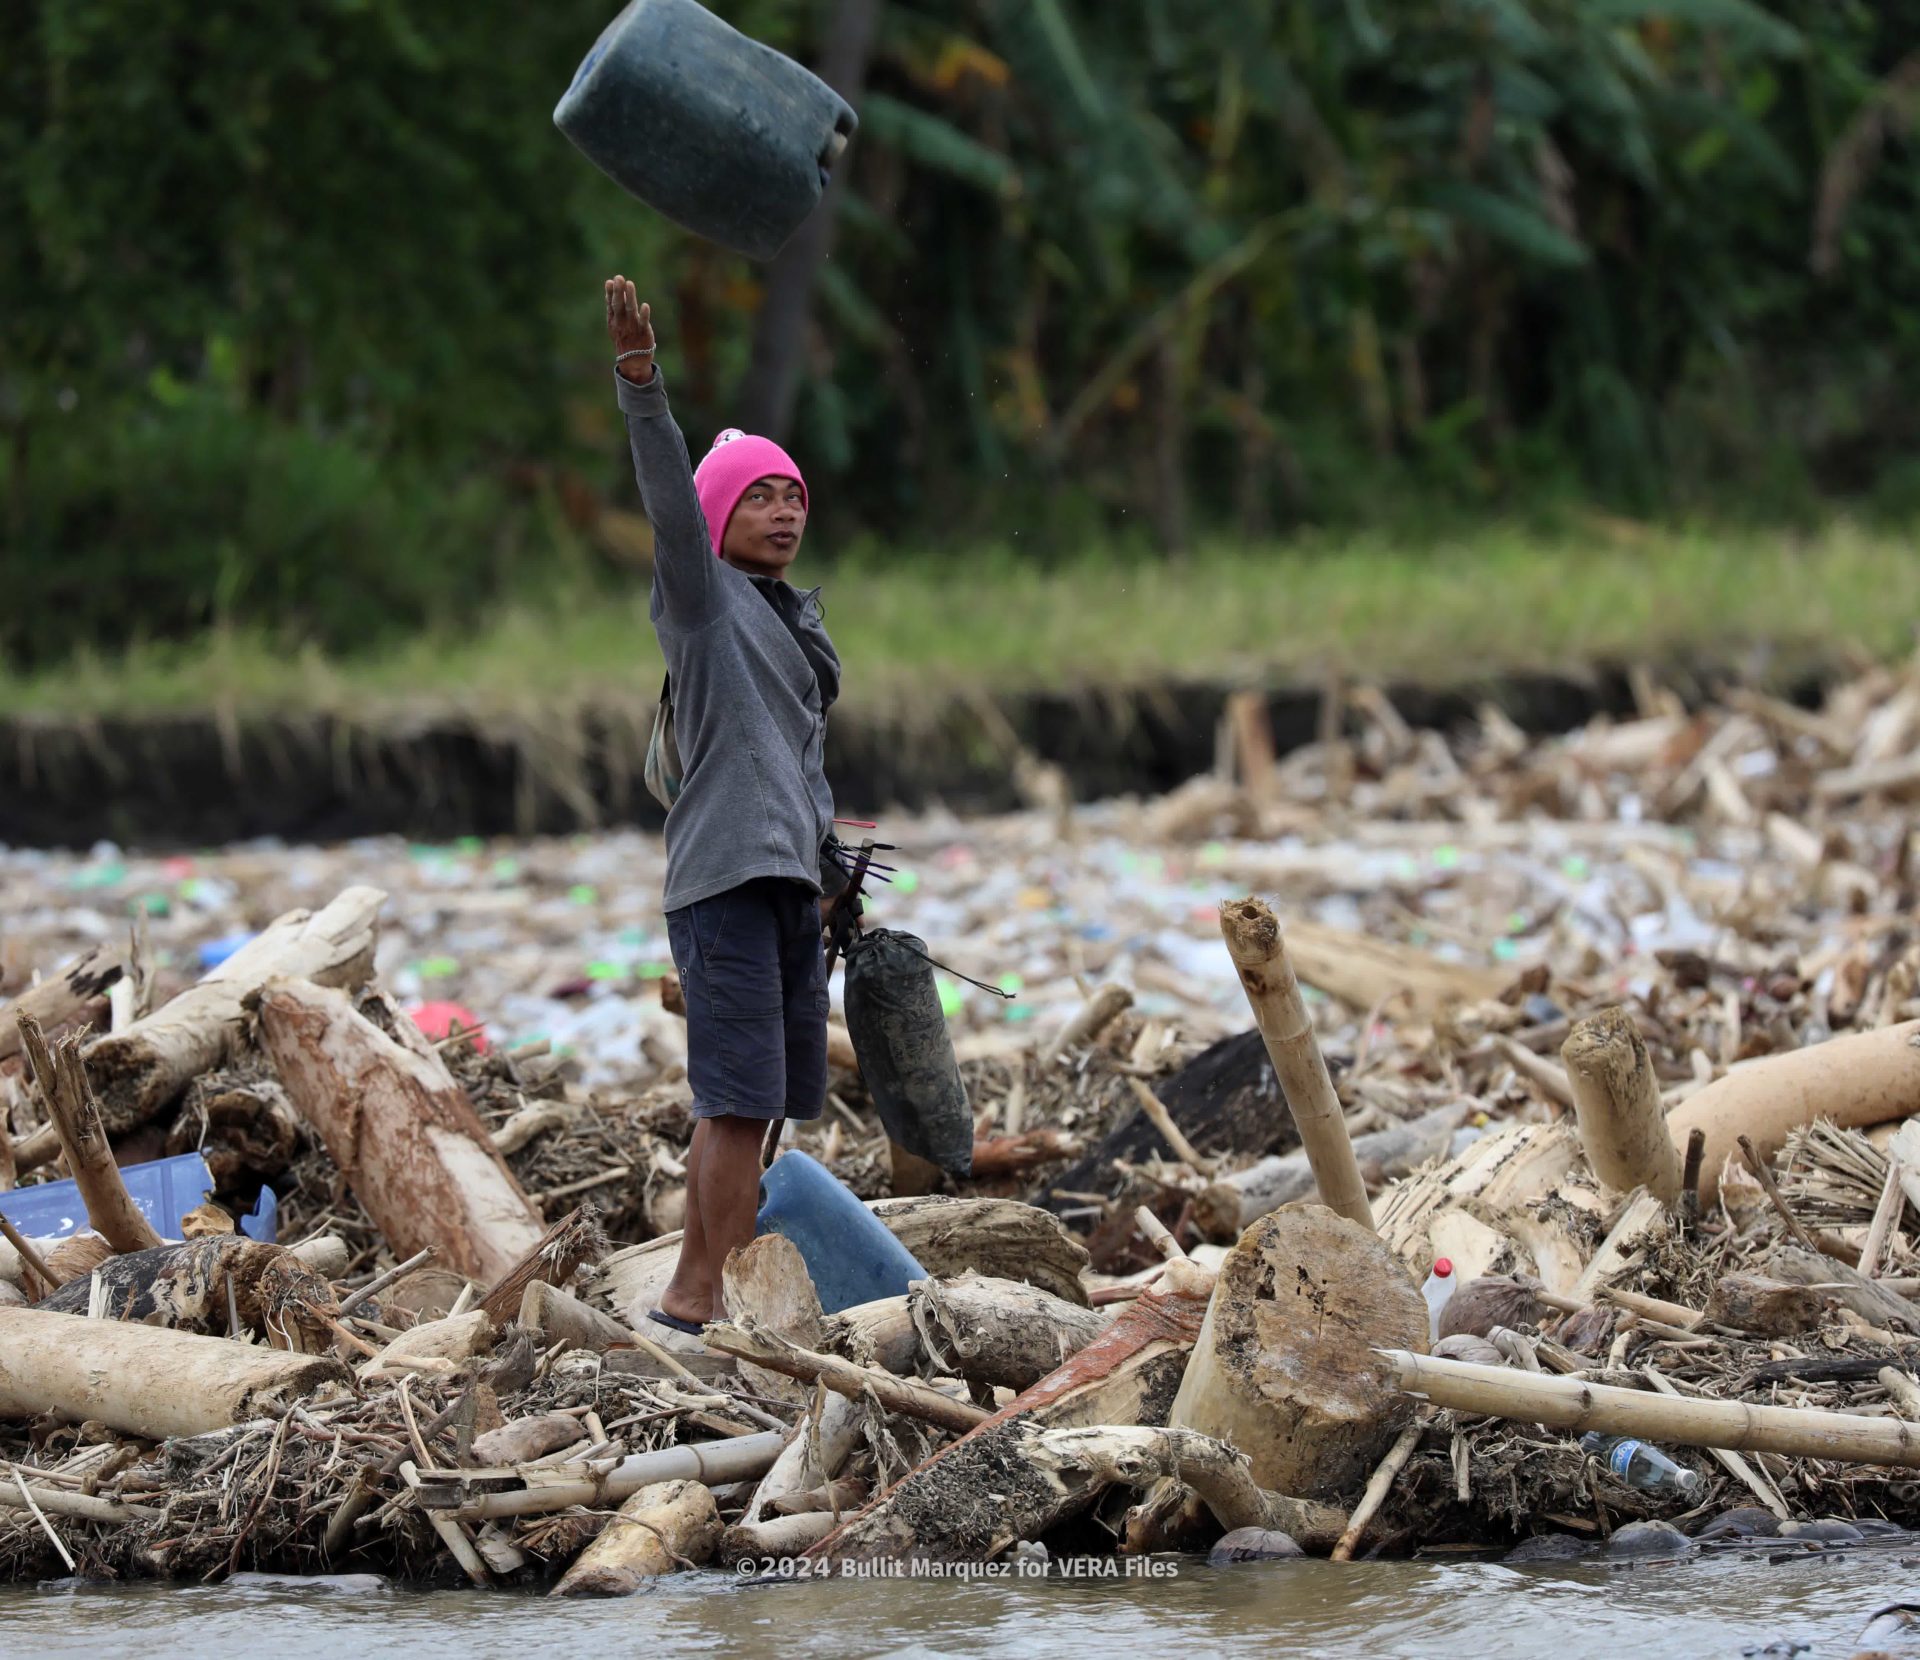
[1421,1257,1456,1340]
[1580,1433,1704,1498]
[554,0,858,261]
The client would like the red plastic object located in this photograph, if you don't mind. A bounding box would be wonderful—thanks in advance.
[409,1000,490,1052]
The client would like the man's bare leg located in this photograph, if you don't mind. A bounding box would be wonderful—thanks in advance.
[659,1119,713,1326]
[696,1114,766,1319]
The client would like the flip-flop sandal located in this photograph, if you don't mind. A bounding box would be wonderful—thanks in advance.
[646,1308,706,1337]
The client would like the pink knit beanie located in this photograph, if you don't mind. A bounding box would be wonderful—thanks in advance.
[692,428,808,556]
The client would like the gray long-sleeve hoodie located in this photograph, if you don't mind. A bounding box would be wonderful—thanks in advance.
[617,369,840,913]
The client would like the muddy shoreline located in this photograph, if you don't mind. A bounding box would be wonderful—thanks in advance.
[0,664,1799,849]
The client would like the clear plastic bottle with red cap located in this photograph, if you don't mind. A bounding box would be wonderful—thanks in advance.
[1421,1257,1456,1340]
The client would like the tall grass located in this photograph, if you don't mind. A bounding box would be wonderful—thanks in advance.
[2,519,1914,722]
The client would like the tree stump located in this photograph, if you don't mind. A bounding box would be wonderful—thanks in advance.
[1169,1204,1428,1501]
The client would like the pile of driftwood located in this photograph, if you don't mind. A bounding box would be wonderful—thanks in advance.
[4,880,1920,1588]
[3,654,1920,1586]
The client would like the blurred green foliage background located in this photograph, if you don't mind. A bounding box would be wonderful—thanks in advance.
[5,0,1920,671]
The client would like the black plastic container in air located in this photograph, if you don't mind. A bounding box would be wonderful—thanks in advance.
[554,0,858,262]
[842,929,973,1177]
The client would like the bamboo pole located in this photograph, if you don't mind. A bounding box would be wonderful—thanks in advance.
[1217,898,1372,1231]
[447,1430,788,1521]
[1382,1349,1920,1466]
[1560,1007,1682,1204]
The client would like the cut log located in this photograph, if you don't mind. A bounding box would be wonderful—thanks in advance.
[1669,1020,1920,1204]
[288,1235,351,1280]
[164,1073,299,1190]
[258,979,544,1283]
[1170,1205,1428,1501]
[819,1296,921,1374]
[470,1413,586,1467]
[1383,1349,1920,1467]
[476,1203,607,1326]
[36,1235,349,1352]
[1219,899,1372,1230]
[909,1273,1109,1393]
[519,1281,642,1353]
[0,1305,349,1437]
[803,1264,1217,1565]
[84,887,383,1136]
[0,944,123,1063]
[722,1513,839,1561]
[549,1478,720,1596]
[29,1228,362,1351]
[869,1195,1091,1304]
[18,1017,163,1254]
[1196,1106,1461,1239]
[722,1234,826,1406]
[1561,1008,1683,1204]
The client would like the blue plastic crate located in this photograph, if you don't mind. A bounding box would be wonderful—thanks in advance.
[0,1152,276,1244]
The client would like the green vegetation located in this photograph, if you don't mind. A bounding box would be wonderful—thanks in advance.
[6,1,1920,674]
[6,522,1912,722]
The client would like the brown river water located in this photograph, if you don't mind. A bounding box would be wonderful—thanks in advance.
[3,1555,1916,1659]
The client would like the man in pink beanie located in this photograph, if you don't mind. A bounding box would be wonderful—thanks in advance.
[604,276,843,1337]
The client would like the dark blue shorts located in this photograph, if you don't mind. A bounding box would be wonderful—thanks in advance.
[666,877,828,1123]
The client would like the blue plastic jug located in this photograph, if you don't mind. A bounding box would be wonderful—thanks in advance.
[554,0,857,261]
[0,1152,277,1244]
[755,1150,925,1313]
